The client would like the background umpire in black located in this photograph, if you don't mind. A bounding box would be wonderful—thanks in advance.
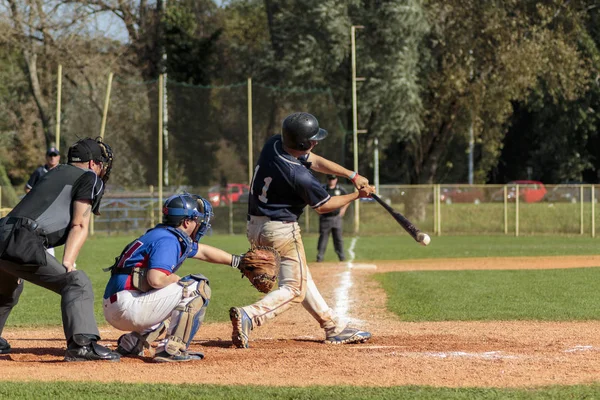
[0,137,120,362]
[316,175,349,262]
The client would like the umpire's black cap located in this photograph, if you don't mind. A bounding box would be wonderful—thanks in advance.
[67,138,104,163]
[327,174,337,180]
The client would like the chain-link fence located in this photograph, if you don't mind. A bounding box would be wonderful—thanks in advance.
[23,183,589,237]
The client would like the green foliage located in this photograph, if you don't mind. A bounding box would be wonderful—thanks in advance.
[382,0,594,185]
[495,2,600,184]
[377,268,600,321]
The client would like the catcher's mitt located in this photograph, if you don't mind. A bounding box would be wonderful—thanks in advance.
[238,246,281,293]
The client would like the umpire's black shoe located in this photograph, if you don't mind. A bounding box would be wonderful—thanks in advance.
[64,341,120,362]
[0,337,11,354]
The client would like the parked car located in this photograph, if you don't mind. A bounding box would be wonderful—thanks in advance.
[208,183,250,207]
[440,187,485,204]
[491,180,547,203]
[545,181,600,203]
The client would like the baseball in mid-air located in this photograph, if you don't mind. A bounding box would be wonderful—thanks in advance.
[420,233,431,246]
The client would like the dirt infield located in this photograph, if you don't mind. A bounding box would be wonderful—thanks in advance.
[2,256,600,388]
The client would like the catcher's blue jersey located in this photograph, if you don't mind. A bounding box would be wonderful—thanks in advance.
[248,134,330,222]
[103,227,198,298]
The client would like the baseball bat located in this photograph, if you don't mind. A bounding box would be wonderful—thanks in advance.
[370,194,430,246]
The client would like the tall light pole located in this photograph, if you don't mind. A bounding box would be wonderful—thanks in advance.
[159,0,169,187]
[351,25,365,234]
[467,49,474,185]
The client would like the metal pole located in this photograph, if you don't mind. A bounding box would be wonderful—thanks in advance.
[351,25,360,234]
[503,186,508,234]
[228,189,234,235]
[149,185,155,227]
[158,74,164,208]
[99,72,114,139]
[163,73,169,187]
[160,0,169,187]
[305,208,310,234]
[580,185,584,235]
[436,185,442,235]
[468,122,474,184]
[248,77,253,184]
[515,185,519,236]
[592,185,596,238]
[374,137,379,194]
[55,64,62,150]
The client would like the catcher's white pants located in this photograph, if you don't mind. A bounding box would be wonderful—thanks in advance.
[103,282,184,332]
[243,216,342,335]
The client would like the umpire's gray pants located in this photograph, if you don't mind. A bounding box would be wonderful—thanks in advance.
[0,252,100,343]
[317,216,345,262]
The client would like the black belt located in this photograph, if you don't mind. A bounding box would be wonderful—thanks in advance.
[5,216,41,232]
[248,215,295,224]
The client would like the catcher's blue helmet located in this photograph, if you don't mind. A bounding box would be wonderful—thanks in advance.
[162,193,213,242]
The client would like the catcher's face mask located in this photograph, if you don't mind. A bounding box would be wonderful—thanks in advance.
[95,136,113,184]
[189,194,213,243]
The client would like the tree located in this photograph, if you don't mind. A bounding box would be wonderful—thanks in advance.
[494,2,600,184]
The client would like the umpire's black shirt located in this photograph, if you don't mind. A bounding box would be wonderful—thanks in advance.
[320,184,348,218]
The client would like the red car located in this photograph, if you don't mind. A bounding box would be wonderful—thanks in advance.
[440,187,485,204]
[208,183,250,207]
[491,180,547,203]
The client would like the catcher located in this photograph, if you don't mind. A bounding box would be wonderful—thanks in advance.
[230,112,375,348]
[103,193,248,362]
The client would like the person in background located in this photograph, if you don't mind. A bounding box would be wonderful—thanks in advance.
[316,175,349,262]
[25,146,61,194]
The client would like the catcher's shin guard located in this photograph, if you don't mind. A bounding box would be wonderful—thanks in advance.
[164,279,211,356]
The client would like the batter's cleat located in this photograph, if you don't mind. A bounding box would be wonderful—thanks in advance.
[153,350,204,363]
[325,327,372,345]
[230,307,252,349]
[64,341,121,362]
[0,337,11,354]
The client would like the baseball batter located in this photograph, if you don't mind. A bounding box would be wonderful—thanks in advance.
[103,193,242,362]
[230,112,375,348]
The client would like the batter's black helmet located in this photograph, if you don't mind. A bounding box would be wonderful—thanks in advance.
[281,112,328,151]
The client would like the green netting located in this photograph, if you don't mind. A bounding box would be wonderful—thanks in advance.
[58,77,349,233]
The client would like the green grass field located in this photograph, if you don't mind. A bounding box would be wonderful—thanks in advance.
[6,381,600,399]
[4,233,600,398]
[9,234,600,326]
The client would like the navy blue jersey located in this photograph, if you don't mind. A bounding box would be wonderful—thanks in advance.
[248,135,330,222]
[25,165,50,190]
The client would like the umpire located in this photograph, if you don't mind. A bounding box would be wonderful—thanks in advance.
[0,137,120,362]
[316,175,349,262]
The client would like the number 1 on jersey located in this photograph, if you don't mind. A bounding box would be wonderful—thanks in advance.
[259,177,272,203]
[250,165,273,204]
